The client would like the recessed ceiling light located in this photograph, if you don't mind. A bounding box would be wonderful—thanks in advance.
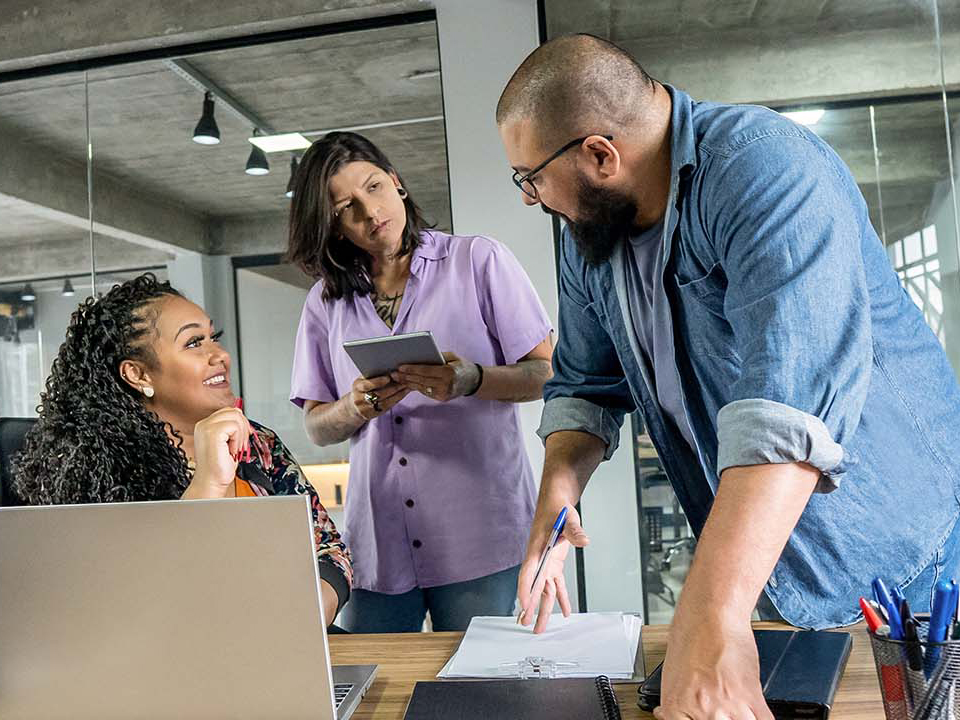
[249,133,312,153]
[781,109,825,126]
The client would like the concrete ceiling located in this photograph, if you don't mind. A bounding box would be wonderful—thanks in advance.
[545,0,960,246]
[0,17,448,282]
[3,0,960,285]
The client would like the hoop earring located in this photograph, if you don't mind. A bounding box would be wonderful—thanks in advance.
[142,385,155,398]
[397,187,408,199]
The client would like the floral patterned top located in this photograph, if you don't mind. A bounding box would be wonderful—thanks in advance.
[237,420,353,611]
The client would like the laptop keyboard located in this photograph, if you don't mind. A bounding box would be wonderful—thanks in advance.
[334,683,354,708]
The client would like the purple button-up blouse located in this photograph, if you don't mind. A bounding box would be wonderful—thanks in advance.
[290,230,553,593]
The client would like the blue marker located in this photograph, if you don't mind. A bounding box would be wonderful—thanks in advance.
[924,579,954,678]
[892,585,905,609]
[872,577,903,640]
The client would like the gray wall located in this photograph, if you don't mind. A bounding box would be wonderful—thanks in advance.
[435,0,643,615]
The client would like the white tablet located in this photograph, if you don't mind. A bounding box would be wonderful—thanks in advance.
[343,331,446,379]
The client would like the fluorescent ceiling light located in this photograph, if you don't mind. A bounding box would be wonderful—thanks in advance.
[782,109,825,126]
[248,133,312,153]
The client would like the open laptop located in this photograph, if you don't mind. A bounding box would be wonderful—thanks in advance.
[0,495,376,719]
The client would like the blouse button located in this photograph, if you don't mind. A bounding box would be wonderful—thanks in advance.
[395,416,403,425]
[399,457,408,466]
[412,539,422,549]
[405,499,415,508]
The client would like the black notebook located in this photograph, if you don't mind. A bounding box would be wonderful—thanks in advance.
[638,629,852,720]
[403,676,621,720]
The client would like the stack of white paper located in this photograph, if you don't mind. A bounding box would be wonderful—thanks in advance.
[438,612,642,680]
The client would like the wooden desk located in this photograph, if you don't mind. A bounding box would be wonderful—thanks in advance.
[330,621,885,719]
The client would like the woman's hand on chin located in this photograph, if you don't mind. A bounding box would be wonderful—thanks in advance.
[181,407,252,499]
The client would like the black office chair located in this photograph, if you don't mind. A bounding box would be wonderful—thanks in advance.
[0,417,36,506]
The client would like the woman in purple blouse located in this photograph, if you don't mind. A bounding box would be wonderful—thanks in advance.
[287,132,554,633]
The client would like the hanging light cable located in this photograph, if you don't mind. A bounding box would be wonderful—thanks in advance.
[192,91,221,145]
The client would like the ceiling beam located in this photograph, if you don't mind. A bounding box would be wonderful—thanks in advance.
[621,25,960,107]
[0,235,172,284]
[0,122,208,257]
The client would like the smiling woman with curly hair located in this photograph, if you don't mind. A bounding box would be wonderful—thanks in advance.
[13,273,352,624]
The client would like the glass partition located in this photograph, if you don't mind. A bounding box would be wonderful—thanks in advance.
[0,73,92,417]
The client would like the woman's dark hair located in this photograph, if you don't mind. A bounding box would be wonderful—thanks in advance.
[13,273,192,505]
[286,131,431,301]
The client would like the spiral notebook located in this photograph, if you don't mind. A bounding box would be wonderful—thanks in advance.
[402,677,622,720]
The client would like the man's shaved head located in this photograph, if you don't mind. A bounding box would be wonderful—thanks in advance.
[497,34,655,149]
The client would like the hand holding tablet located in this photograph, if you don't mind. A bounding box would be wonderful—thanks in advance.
[343,331,481,403]
[343,331,446,380]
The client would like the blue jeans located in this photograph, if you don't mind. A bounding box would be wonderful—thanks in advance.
[340,565,520,633]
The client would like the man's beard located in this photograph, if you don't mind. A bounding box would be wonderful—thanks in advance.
[543,176,639,266]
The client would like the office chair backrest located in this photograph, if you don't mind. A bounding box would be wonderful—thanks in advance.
[0,417,36,506]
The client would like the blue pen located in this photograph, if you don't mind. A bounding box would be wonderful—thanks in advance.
[518,507,568,624]
[873,577,904,640]
[924,578,954,678]
[529,507,567,593]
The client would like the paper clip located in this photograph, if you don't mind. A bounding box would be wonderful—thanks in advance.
[496,656,580,679]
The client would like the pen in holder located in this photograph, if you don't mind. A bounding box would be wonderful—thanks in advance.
[497,656,580,679]
[868,616,960,720]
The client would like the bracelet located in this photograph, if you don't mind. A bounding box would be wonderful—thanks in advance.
[463,363,484,397]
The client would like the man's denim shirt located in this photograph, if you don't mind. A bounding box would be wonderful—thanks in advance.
[539,85,960,629]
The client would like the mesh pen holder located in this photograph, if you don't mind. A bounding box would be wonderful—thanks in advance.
[869,617,960,720]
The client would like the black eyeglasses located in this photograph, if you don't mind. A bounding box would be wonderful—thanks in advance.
[511,134,614,200]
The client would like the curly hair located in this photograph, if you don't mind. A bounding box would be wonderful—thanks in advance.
[13,273,192,505]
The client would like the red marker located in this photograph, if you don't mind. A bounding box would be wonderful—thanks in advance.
[860,596,884,633]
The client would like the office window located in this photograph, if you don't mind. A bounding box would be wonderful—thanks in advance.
[889,225,945,345]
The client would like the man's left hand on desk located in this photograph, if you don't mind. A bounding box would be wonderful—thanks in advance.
[655,615,773,720]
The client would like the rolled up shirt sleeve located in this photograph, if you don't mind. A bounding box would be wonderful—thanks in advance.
[710,131,873,490]
[537,229,635,460]
[717,399,845,493]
